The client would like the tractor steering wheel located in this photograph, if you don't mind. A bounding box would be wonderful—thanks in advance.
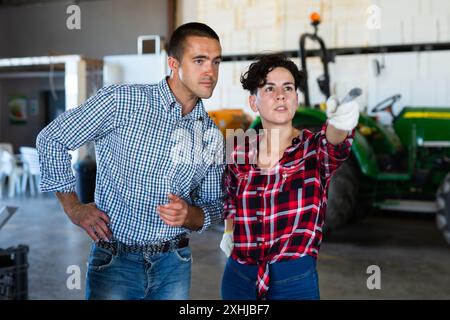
[371,94,402,119]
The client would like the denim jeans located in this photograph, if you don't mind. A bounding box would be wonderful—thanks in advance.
[221,255,320,300]
[85,243,192,300]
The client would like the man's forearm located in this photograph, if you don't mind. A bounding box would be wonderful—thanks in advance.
[55,192,82,221]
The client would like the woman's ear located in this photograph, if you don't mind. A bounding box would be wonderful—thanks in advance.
[249,95,259,113]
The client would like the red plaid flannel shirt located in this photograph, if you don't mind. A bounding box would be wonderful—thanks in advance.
[224,123,354,299]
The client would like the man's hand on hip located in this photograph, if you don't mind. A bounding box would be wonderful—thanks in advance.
[56,192,112,242]
[68,202,112,242]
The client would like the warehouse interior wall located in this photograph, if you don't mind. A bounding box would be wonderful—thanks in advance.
[0,10,5,52]
[0,0,448,131]
[0,0,170,150]
[0,77,65,152]
[176,0,450,120]
[0,0,169,59]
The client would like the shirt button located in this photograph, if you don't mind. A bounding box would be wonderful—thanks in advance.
[257,242,262,247]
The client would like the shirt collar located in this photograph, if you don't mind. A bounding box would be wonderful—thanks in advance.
[158,77,177,110]
[233,130,303,170]
[157,77,207,121]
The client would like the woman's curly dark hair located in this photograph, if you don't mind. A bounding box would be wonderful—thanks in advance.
[240,53,305,95]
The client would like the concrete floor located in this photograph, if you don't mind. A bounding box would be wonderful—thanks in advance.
[1,192,449,300]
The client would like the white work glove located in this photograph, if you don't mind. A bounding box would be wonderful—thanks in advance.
[326,96,360,131]
[220,232,234,257]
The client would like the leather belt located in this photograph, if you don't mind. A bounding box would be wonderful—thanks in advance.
[96,235,189,255]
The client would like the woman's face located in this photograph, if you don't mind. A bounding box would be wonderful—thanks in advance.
[249,67,299,127]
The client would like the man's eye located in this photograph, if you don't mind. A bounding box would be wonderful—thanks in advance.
[265,87,273,92]
[285,86,294,91]
[214,60,221,66]
[194,59,203,64]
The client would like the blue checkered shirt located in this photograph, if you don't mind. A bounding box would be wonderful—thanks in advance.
[37,78,225,244]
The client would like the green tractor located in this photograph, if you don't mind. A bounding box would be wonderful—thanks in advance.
[248,14,450,245]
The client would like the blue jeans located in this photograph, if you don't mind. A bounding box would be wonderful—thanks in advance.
[221,255,320,300]
[85,243,192,300]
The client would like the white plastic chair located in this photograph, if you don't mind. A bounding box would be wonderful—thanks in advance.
[0,143,13,155]
[0,149,24,198]
[20,147,41,196]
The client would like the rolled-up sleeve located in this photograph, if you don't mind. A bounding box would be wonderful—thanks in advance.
[36,86,117,193]
[191,163,225,233]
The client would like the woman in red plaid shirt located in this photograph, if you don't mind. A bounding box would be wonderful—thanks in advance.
[220,53,360,300]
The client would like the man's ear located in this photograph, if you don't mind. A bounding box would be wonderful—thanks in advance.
[249,95,258,113]
[168,56,179,73]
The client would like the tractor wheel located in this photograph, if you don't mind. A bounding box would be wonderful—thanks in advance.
[324,158,360,232]
[436,173,450,245]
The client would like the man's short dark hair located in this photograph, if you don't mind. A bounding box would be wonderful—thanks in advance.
[241,53,305,95]
[168,22,220,61]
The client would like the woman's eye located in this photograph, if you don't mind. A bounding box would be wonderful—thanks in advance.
[285,86,294,91]
[265,87,273,92]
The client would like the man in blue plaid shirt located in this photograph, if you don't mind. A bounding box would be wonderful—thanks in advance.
[36,22,225,300]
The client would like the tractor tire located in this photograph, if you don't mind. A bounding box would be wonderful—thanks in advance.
[324,158,360,232]
[436,173,450,245]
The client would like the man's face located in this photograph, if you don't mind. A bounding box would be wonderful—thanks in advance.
[170,36,222,99]
[249,67,299,126]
